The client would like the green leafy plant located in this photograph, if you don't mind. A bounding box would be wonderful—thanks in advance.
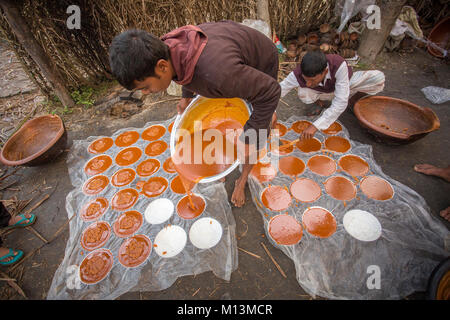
[71,86,95,108]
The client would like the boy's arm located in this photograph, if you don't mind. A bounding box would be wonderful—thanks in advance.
[279,71,300,98]
[312,63,350,130]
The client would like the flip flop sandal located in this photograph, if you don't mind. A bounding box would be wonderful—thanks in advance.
[0,249,23,266]
[6,213,37,229]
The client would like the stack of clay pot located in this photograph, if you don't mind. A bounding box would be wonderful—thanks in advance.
[284,23,360,66]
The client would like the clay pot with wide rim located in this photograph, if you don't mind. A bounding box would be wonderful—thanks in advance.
[354,96,440,144]
[427,16,450,58]
[0,114,67,166]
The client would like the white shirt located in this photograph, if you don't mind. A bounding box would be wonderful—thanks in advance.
[280,62,350,130]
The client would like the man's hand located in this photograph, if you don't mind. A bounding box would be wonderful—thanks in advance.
[176,98,192,114]
[301,124,318,140]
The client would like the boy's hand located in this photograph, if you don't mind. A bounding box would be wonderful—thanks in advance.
[177,98,192,114]
[301,124,318,140]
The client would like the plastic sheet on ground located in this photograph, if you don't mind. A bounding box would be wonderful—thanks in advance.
[421,86,450,104]
[248,115,449,299]
[47,116,238,300]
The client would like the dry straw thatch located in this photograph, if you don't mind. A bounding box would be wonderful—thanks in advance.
[0,0,446,96]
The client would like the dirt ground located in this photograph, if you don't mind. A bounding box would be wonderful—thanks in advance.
[0,44,449,300]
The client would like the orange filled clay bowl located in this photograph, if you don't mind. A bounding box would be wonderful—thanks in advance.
[139,177,168,198]
[278,156,305,178]
[273,123,288,137]
[324,136,351,153]
[88,137,114,154]
[80,221,111,251]
[291,120,313,133]
[170,175,191,194]
[360,175,394,201]
[302,206,337,238]
[268,214,303,246]
[296,137,322,153]
[250,162,277,183]
[84,155,113,176]
[338,154,369,177]
[322,122,342,135]
[118,234,152,268]
[136,159,160,177]
[290,178,322,203]
[111,168,136,187]
[79,248,114,285]
[270,139,294,155]
[115,147,142,166]
[324,176,357,201]
[261,185,292,212]
[162,157,176,174]
[82,175,109,196]
[115,131,139,147]
[307,155,336,176]
[113,210,143,238]
[145,140,168,157]
[111,188,139,211]
[79,197,109,222]
[177,194,206,219]
[142,125,166,141]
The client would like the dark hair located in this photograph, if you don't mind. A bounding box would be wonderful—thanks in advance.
[108,29,170,90]
[301,50,327,77]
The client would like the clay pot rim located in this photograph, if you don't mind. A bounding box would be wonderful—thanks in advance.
[0,114,65,166]
[354,95,441,140]
[267,213,303,246]
[427,16,450,58]
[79,248,114,285]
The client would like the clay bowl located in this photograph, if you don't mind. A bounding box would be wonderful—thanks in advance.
[0,114,67,166]
[354,96,440,144]
[428,16,450,58]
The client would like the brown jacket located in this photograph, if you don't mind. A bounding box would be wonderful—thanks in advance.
[162,20,280,136]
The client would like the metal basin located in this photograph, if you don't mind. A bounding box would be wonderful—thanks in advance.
[428,17,450,58]
[354,96,440,144]
[170,96,252,183]
[0,114,67,166]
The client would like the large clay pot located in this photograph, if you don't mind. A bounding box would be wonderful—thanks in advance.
[0,114,67,166]
[354,96,440,145]
[428,16,450,58]
[170,97,252,183]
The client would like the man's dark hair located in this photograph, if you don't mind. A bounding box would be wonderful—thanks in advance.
[109,29,170,90]
[301,50,327,77]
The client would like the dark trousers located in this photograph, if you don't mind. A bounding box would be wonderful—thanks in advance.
[0,202,11,246]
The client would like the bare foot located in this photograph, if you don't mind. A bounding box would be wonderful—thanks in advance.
[231,179,246,207]
[414,164,450,182]
[440,206,450,222]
